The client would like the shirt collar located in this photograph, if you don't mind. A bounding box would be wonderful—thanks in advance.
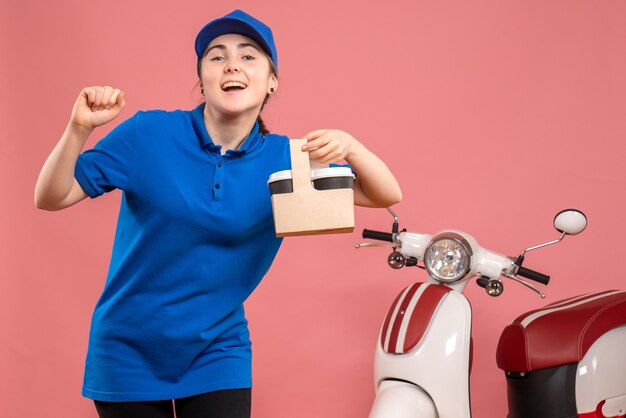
[190,103,262,157]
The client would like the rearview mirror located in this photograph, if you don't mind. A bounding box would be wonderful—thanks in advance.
[554,209,587,236]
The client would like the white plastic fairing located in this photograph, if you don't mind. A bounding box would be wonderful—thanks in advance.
[554,209,587,235]
[576,325,626,414]
[399,230,512,294]
[373,288,472,417]
[398,231,432,260]
[368,380,437,418]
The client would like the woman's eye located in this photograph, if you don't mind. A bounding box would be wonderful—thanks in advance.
[242,55,255,61]
[210,56,225,61]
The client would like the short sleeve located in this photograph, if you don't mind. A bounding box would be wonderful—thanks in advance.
[75,114,138,198]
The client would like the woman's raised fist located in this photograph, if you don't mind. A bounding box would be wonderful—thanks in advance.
[70,86,125,130]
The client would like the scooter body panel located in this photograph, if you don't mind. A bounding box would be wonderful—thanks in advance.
[576,325,626,416]
[373,283,472,418]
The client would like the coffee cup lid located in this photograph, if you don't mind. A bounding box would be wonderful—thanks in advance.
[267,170,292,185]
[310,167,355,180]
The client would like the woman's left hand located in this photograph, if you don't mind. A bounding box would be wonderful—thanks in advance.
[302,129,359,164]
[301,128,402,208]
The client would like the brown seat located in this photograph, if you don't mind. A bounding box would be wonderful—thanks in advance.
[496,290,626,372]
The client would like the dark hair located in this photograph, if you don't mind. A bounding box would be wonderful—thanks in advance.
[257,104,270,135]
[197,46,277,135]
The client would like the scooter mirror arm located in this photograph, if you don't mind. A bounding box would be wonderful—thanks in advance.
[502,272,546,298]
[386,207,400,242]
[519,232,567,257]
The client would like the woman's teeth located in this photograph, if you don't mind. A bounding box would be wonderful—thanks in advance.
[221,81,247,91]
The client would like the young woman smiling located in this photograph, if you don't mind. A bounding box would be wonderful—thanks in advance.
[35,9,401,418]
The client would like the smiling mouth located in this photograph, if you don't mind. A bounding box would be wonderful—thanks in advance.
[221,81,248,91]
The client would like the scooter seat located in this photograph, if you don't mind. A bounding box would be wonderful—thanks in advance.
[496,290,626,372]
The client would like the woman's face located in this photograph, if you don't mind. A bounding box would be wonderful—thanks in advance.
[199,34,277,117]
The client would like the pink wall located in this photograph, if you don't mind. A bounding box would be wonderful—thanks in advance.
[2,0,625,416]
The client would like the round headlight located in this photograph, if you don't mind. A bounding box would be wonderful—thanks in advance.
[424,233,473,283]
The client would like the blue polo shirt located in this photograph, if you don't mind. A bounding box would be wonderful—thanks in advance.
[74,104,291,401]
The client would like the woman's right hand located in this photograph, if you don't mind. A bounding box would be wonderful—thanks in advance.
[70,86,126,130]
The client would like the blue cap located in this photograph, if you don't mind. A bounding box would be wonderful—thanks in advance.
[195,10,278,73]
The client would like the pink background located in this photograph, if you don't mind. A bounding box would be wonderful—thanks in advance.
[2,0,625,416]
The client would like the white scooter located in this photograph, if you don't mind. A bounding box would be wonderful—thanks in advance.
[357,208,626,418]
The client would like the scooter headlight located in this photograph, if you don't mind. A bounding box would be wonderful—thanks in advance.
[424,233,473,283]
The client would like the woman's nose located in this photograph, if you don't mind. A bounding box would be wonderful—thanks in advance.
[225,63,240,73]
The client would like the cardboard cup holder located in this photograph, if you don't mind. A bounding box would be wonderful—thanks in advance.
[268,139,355,237]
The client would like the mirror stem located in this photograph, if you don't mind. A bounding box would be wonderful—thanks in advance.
[387,207,399,241]
[520,232,566,257]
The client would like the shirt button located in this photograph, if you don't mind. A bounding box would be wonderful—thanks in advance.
[217,161,222,167]
[215,183,220,189]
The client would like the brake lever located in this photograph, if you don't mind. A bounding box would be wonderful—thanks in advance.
[355,243,396,249]
[502,273,546,298]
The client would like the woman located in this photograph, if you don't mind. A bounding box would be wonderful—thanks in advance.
[35,9,401,418]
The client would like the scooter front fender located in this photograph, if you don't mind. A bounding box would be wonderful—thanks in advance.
[369,380,437,418]
[373,283,472,417]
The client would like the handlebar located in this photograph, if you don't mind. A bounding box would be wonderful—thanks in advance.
[517,267,550,285]
[362,229,394,242]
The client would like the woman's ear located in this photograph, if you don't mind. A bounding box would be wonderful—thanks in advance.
[268,75,278,94]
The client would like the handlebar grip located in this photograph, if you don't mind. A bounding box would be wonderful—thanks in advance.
[517,267,550,285]
[362,229,394,242]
